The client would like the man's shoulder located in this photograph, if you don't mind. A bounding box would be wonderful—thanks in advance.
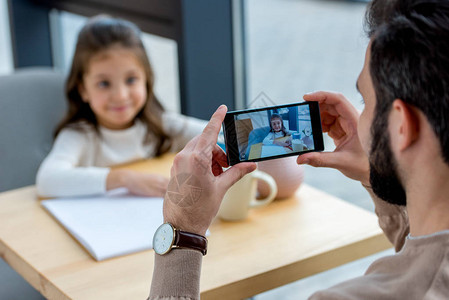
[311,235,449,300]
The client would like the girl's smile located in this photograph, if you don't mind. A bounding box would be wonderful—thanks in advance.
[109,104,132,112]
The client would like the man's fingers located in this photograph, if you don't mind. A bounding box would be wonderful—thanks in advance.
[212,160,224,176]
[320,103,339,116]
[196,105,227,150]
[182,135,201,152]
[304,91,359,120]
[296,152,342,169]
[303,91,348,105]
[219,162,257,191]
[322,113,337,126]
[328,121,346,139]
[212,144,229,168]
[322,124,331,132]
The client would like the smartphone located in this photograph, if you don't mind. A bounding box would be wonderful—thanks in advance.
[222,101,324,165]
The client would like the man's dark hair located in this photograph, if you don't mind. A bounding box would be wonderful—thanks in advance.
[366,0,449,164]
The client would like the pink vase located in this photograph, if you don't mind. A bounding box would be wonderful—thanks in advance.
[257,156,304,199]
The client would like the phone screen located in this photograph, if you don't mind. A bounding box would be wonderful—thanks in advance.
[223,102,324,165]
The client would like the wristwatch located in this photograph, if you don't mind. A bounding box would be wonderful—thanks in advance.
[153,223,207,256]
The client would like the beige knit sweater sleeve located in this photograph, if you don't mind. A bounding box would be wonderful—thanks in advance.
[148,249,202,300]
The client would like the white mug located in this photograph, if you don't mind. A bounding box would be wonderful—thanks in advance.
[218,170,277,221]
[292,139,306,152]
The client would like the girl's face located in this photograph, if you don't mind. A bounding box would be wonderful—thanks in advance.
[271,118,283,132]
[80,47,147,130]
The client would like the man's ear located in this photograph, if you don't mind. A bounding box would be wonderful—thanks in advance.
[390,99,419,151]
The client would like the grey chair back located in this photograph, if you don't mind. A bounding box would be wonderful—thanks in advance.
[0,68,66,192]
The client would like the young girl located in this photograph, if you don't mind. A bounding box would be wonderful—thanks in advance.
[262,113,292,146]
[36,16,207,198]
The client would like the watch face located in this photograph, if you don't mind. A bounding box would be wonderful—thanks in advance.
[153,223,175,255]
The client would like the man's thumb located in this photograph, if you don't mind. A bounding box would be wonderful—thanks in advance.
[220,162,257,191]
[296,152,338,168]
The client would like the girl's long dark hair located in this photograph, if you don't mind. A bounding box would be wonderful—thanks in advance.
[269,113,289,137]
[55,15,172,156]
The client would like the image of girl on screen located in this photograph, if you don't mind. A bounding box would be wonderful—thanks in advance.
[262,113,293,147]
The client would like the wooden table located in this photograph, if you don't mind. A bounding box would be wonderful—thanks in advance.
[0,154,391,299]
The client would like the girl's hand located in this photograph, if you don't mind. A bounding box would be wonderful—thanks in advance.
[274,139,292,147]
[124,172,169,197]
[297,91,370,186]
[279,141,291,147]
[107,170,169,197]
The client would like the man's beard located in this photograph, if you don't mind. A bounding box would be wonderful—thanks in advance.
[369,120,407,206]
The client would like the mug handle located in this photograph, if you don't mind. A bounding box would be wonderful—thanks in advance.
[249,170,278,208]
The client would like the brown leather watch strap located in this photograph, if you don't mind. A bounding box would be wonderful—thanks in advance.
[174,230,208,255]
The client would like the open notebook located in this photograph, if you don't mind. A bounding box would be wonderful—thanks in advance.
[41,188,164,261]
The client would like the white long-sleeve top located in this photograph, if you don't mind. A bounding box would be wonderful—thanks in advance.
[36,112,207,198]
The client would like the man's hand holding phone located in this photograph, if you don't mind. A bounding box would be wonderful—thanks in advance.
[163,105,257,236]
[296,91,370,186]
